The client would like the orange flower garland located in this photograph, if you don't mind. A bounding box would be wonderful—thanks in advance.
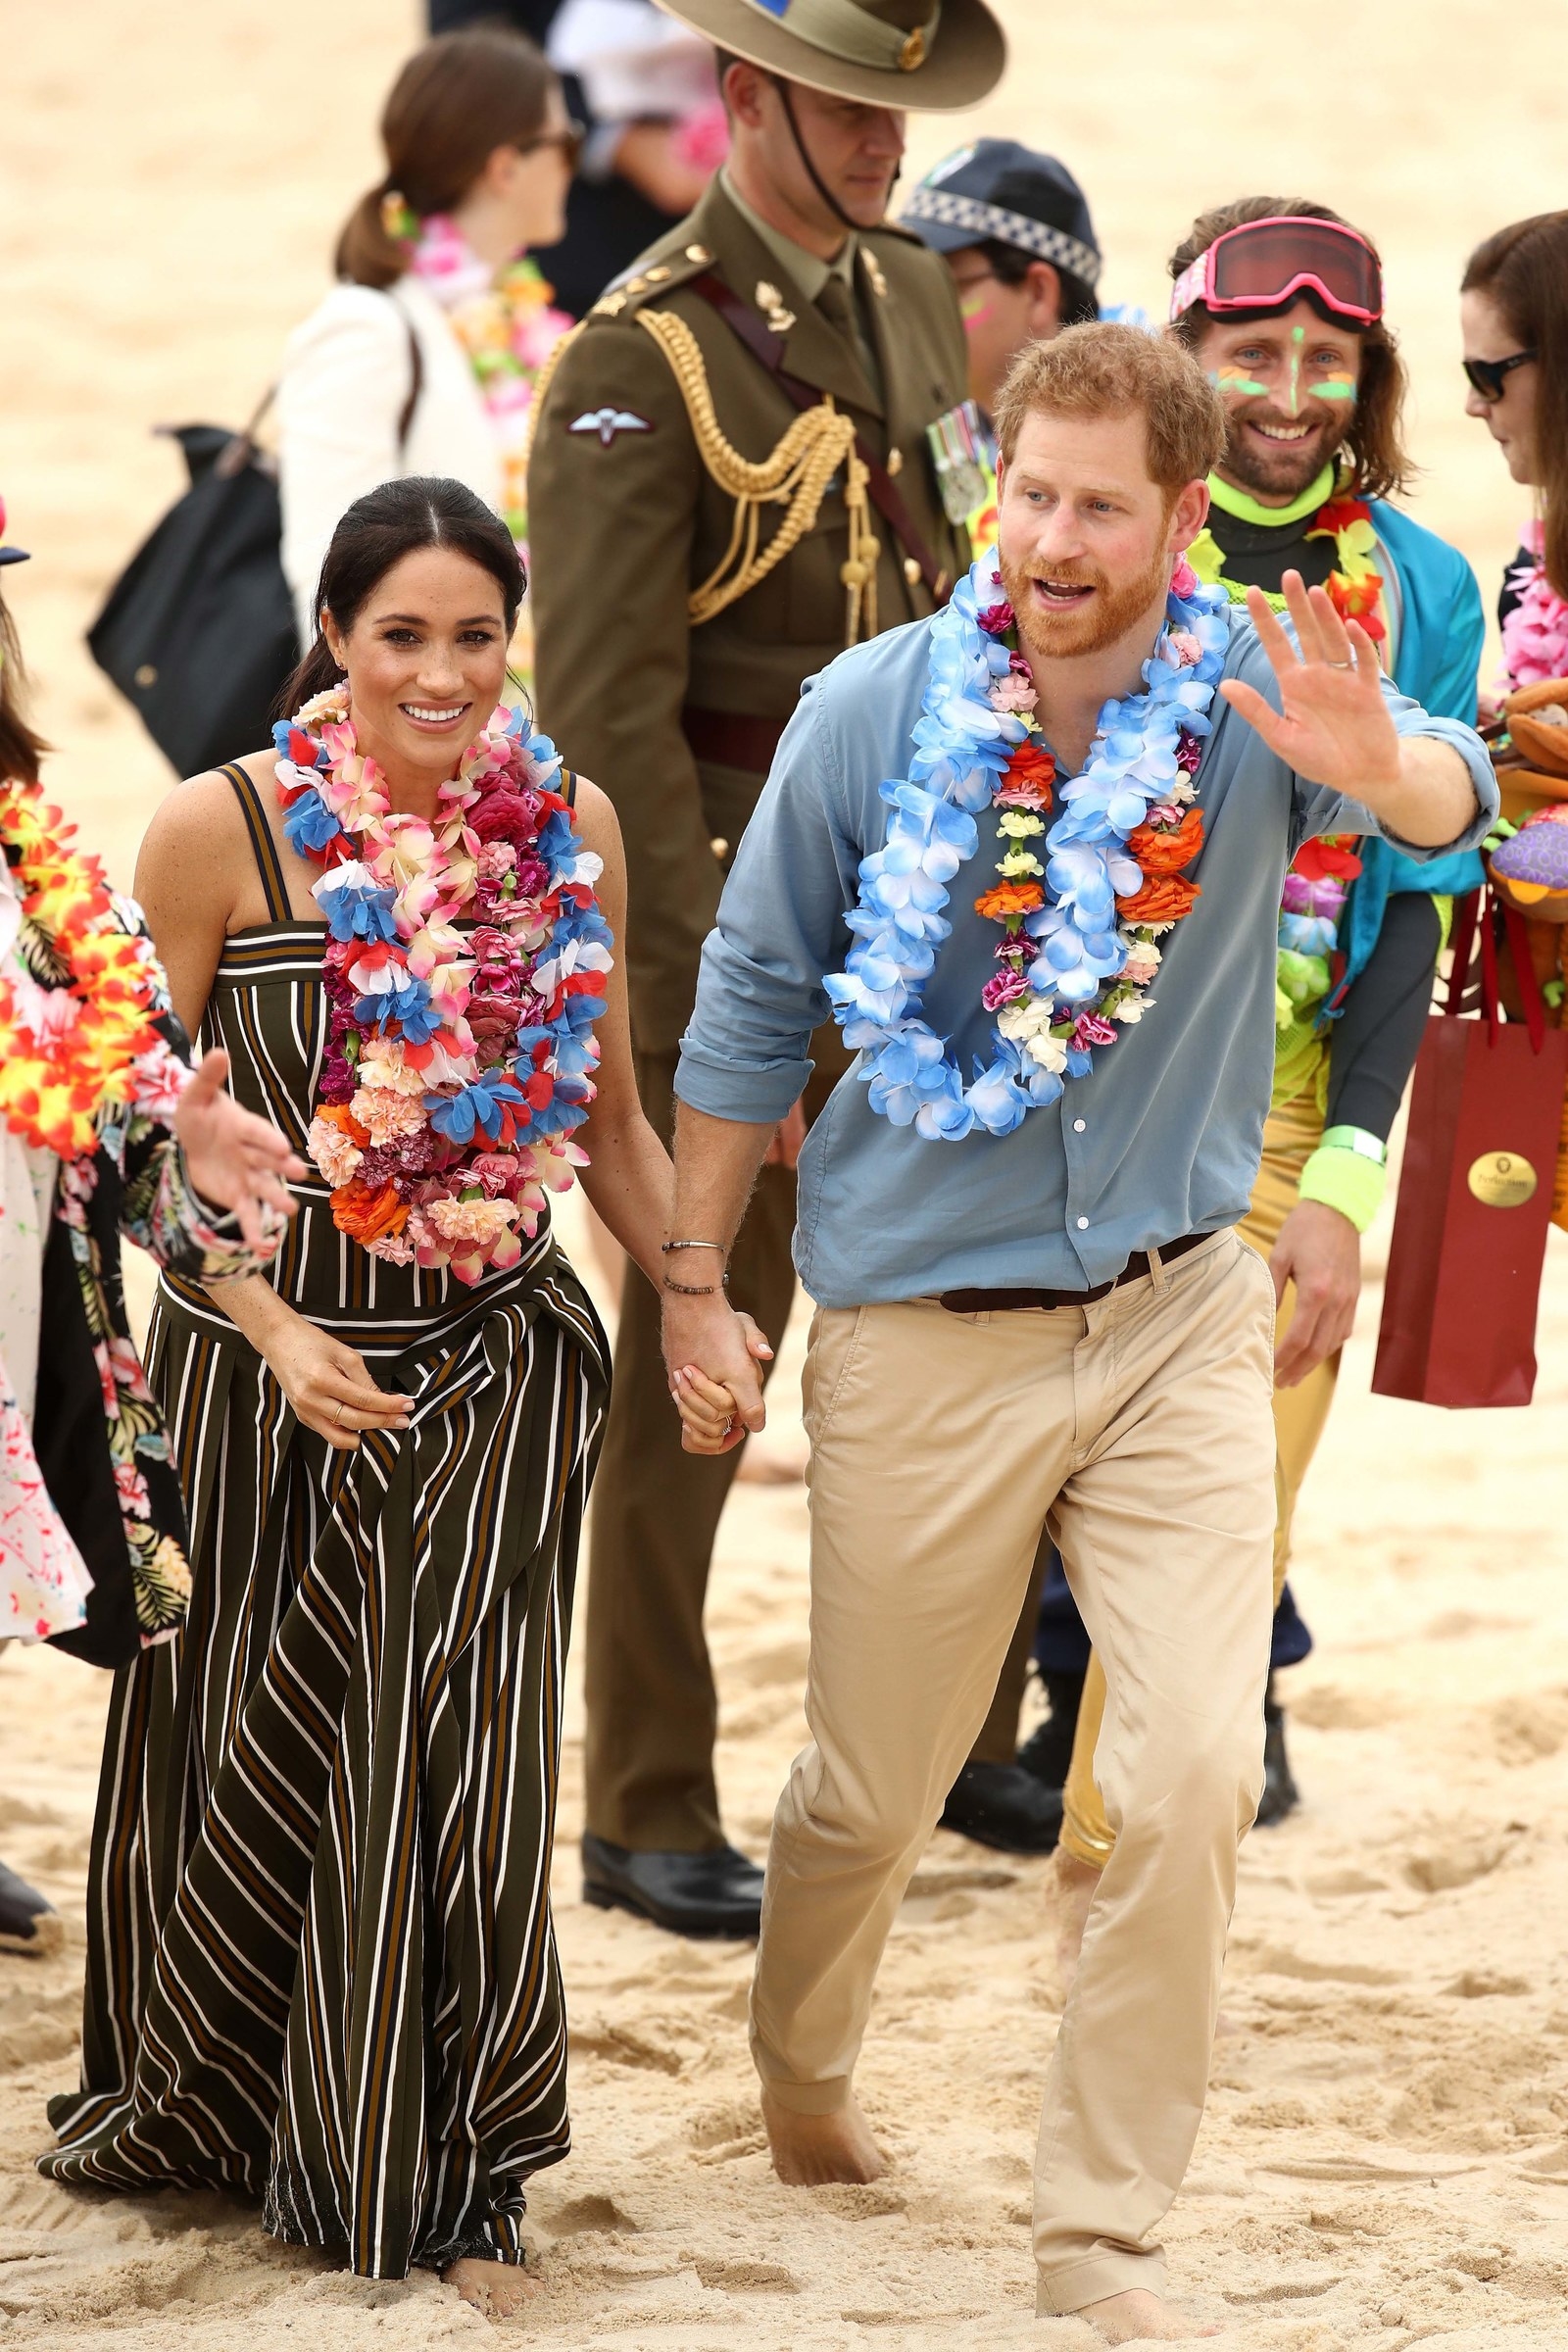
[0,780,166,1159]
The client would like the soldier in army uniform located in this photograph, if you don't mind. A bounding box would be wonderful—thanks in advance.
[527,0,1006,1937]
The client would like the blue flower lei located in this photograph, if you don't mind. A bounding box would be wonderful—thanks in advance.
[824,554,1230,1141]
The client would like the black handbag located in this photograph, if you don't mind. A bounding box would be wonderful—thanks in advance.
[88,402,299,780]
[89,318,424,779]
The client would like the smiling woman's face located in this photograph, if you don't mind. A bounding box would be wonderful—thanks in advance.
[323,546,511,790]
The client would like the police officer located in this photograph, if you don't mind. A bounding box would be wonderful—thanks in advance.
[527,0,1006,1937]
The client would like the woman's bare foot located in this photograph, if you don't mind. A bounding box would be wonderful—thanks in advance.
[1079,2288,1221,2343]
[760,2085,885,2184]
[444,2257,540,2319]
[1050,1847,1103,1996]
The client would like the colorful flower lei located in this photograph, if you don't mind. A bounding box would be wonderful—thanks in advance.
[1500,519,1568,693]
[273,693,612,1284]
[1189,494,1388,1031]
[382,198,574,550]
[1188,492,1387,643]
[0,780,180,1159]
[825,554,1228,1141]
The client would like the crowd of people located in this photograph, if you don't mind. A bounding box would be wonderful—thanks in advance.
[5,0,1568,2340]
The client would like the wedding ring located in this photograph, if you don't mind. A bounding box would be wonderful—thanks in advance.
[1327,659,1355,669]
[333,1401,346,1426]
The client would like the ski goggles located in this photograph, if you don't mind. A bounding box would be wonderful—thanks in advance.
[1170,217,1384,327]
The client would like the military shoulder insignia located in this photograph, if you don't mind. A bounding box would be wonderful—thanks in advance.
[755,279,798,335]
[568,408,655,447]
[862,251,889,300]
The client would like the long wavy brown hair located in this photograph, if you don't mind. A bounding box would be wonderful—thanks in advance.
[1169,196,1413,503]
[0,590,49,787]
[1462,212,1568,599]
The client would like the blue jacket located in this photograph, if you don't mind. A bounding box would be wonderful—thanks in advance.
[1338,501,1487,991]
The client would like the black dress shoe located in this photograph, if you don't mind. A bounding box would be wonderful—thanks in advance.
[1254,1675,1299,1827]
[1016,1668,1086,1792]
[0,1860,62,1958]
[581,1834,764,1937]
[940,1761,1063,1855]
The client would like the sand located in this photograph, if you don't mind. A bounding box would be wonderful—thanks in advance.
[7,0,1568,2343]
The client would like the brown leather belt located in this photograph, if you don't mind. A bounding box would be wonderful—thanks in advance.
[682,703,786,776]
[938,1230,1213,1316]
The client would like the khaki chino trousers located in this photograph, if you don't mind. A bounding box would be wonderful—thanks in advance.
[1061,1087,1339,1866]
[749,1231,1278,2312]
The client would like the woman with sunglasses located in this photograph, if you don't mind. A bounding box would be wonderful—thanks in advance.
[1461,213,1568,703]
[278,26,581,660]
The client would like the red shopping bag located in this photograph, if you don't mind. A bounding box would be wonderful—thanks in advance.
[1373,889,1568,1407]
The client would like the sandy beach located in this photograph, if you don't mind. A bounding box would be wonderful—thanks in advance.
[5,2,1568,2344]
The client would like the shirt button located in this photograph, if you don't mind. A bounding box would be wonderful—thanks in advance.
[1076,1216,1089,1230]
[1073,1118,1086,1132]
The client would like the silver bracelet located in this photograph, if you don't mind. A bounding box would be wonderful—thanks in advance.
[661,1239,728,1255]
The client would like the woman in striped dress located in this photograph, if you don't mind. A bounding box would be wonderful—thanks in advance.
[42,478,760,2312]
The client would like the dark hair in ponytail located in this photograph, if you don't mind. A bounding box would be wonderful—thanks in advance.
[336,27,557,289]
[276,477,525,716]
[0,592,49,786]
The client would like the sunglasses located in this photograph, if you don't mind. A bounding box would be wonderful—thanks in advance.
[520,119,586,171]
[1171,216,1383,328]
[1463,349,1537,403]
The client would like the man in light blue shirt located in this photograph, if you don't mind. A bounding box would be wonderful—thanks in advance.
[662,324,1494,2340]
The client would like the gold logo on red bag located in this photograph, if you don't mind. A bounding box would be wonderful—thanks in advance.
[1467,1151,1539,1207]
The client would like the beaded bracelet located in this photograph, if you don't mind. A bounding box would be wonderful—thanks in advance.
[662,1239,729,1296]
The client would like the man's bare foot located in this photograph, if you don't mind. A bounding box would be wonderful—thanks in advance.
[760,2085,885,2184]
[1078,2288,1222,2343]
[444,2257,540,2318]
[1050,1847,1103,1997]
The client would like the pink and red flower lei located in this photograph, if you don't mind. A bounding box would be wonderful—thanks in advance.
[272,692,612,1284]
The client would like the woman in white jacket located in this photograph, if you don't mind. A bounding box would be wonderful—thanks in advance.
[279,27,578,652]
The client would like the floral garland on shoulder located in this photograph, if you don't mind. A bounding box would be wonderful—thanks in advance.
[1188,489,1389,1033]
[0,779,186,1158]
[824,554,1229,1141]
[274,693,612,1285]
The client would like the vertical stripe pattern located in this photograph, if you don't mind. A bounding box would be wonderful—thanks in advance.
[40,808,610,2278]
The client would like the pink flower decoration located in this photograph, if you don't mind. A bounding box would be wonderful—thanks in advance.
[977,601,1015,637]
[1170,557,1199,599]
[981,968,1031,1011]
[1071,1011,1118,1050]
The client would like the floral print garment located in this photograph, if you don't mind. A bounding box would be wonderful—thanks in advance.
[0,856,279,1651]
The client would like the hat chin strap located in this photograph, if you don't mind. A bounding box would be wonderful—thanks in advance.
[772,75,899,238]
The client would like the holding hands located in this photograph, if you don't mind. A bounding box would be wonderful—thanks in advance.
[664,1297,776,1455]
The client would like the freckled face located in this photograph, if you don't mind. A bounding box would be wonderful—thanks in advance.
[1197,300,1363,501]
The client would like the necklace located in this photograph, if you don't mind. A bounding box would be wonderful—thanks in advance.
[1188,469,1388,646]
[0,780,172,1159]
[384,200,574,549]
[1500,520,1568,692]
[274,693,612,1282]
[826,554,1227,1141]
[1187,475,1386,1028]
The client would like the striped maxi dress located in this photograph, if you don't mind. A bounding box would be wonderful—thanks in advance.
[41,766,610,2278]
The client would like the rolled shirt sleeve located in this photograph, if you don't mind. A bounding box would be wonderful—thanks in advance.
[675,680,862,1124]
[1275,657,1499,859]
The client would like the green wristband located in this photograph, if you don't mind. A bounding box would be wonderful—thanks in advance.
[1298,1135,1388,1235]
